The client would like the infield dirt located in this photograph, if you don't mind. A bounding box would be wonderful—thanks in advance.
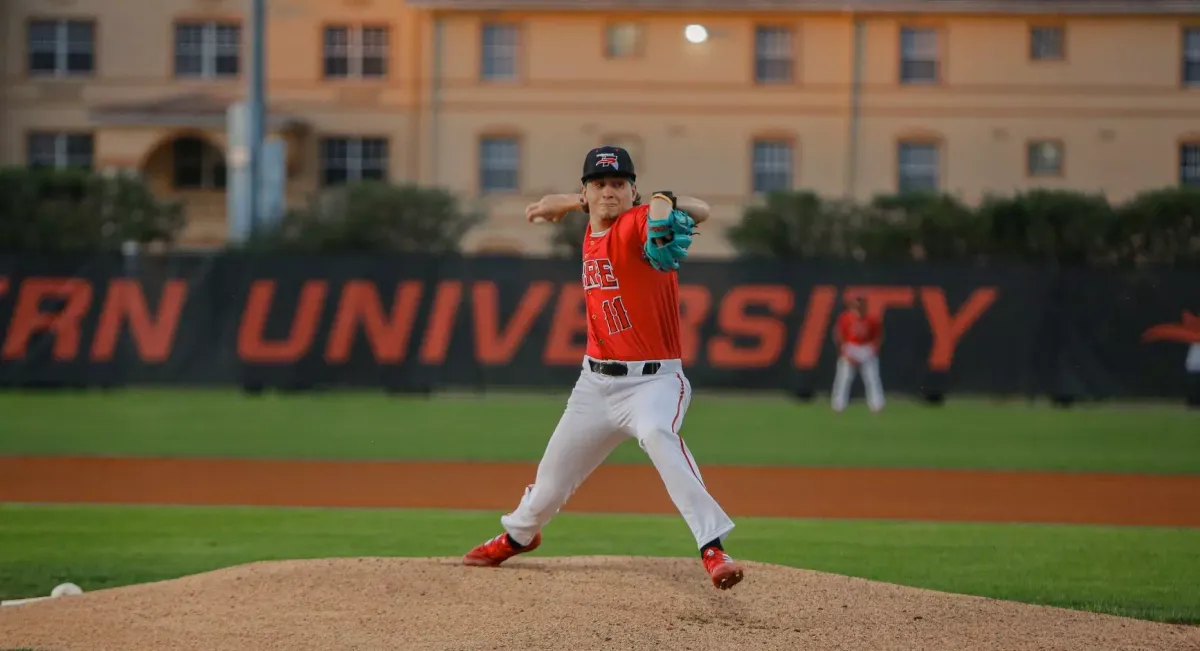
[2,557,1197,651]
[2,456,1199,526]
[3,457,1198,650]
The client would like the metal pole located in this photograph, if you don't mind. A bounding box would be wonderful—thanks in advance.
[247,0,266,238]
[430,16,444,186]
[846,16,864,202]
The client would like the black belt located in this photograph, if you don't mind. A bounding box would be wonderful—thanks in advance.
[588,360,662,377]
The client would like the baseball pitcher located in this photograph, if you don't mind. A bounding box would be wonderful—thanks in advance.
[831,296,886,412]
[462,146,744,590]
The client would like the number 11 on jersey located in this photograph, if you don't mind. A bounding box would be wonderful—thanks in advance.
[602,296,632,334]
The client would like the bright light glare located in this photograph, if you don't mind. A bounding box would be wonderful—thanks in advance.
[684,24,708,44]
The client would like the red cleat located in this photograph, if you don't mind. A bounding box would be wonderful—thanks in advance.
[463,532,542,567]
[702,547,745,590]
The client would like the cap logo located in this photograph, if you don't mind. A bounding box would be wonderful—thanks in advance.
[595,153,619,170]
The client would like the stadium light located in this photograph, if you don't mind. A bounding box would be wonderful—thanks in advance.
[684,24,708,44]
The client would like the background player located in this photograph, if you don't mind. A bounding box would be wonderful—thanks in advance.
[831,296,885,412]
[462,146,745,590]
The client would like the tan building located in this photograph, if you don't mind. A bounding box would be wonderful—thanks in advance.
[2,0,1199,256]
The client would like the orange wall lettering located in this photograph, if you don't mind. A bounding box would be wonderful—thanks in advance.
[473,281,554,365]
[843,285,916,321]
[91,279,189,363]
[707,285,794,368]
[922,286,998,370]
[1,278,93,361]
[792,285,838,369]
[325,280,423,364]
[544,284,587,366]
[419,281,463,365]
[238,280,328,364]
[678,284,711,366]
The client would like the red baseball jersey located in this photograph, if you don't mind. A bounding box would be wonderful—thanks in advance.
[581,205,681,361]
[836,310,882,345]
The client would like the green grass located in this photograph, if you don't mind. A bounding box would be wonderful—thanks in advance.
[1,504,1197,624]
[0,390,1197,473]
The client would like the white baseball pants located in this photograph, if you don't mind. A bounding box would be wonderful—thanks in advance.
[831,343,885,412]
[500,357,735,549]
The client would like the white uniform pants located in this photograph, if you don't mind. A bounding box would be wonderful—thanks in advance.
[500,357,735,549]
[831,343,885,412]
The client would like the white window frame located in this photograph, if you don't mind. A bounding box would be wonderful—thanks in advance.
[898,142,940,193]
[751,140,793,194]
[605,23,642,59]
[1029,26,1065,61]
[172,137,227,190]
[1027,140,1064,177]
[481,23,519,81]
[28,19,95,77]
[1181,143,1200,187]
[479,136,521,192]
[319,137,389,186]
[900,27,940,85]
[323,25,389,79]
[1184,28,1200,87]
[174,21,241,79]
[754,26,793,84]
[27,132,94,169]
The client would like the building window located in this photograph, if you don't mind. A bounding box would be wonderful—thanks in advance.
[751,140,793,193]
[605,23,641,58]
[479,136,520,192]
[900,27,939,84]
[323,26,389,79]
[1030,26,1064,61]
[481,23,518,80]
[28,19,95,76]
[27,132,93,169]
[174,22,240,78]
[1184,28,1200,87]
[319,137,389,186]
[1027,140,1064,177]
[898,142,940,193]
[1182,144,1200,187]
[172,137,227,190]
[754,27,793,84]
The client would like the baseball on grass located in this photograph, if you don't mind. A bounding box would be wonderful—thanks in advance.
[52,582,83,597]
[532,216,547,224]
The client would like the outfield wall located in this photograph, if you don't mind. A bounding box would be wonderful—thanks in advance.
[0,253,1196,400]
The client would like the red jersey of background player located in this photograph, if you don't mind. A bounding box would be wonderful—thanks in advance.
[581,204,680,361]
[836,308,882,347]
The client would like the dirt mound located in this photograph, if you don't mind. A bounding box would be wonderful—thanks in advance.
[1,556,1196,651]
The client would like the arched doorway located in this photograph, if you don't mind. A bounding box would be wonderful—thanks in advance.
[140,133,230,246]
[141,134,227,193]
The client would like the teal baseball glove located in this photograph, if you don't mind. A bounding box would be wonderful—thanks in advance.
[643,209,696,272]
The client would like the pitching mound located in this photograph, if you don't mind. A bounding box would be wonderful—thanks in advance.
[1,556,1196,651]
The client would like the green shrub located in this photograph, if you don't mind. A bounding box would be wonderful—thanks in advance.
[856,192,982,262]
[1110,186,1200,266]
[0,167,185,252]
[726,190,858,260]
[250,181,484,253]
[727,186,1197,266]
[976,189,1115,266]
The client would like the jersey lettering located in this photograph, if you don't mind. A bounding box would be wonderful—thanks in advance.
[582,258,619,290]
[602,296,633,334]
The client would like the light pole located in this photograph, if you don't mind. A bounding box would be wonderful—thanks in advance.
[247,0,267,239]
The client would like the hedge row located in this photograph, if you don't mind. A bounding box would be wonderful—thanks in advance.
[0,167,184,252]
[3,166,1197,267]
[725,188,1200,266]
